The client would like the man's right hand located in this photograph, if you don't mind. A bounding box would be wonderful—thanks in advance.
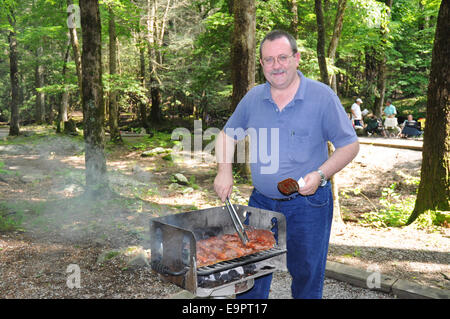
[214,167,233,202]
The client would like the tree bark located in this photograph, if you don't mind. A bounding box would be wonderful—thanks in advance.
[407,0,450,225]
[289,0,298,36]
[315,0,329,85]
[68,0,83,100]
[231,0,255,180]
[364,47,379,115]
[138,34,148,129]
[231,0,256,111]
[373,0,393,116]
[327,0,347,91]
[108,6,122,143]
[79,0,109,196]
[147,0,169,124]
[57,41,71,133]
[35,46,45,124]
[8,11,20,136]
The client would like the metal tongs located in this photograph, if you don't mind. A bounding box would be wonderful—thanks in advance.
[225,197,249,246]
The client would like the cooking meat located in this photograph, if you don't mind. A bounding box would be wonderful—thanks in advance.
[196,228,276,267]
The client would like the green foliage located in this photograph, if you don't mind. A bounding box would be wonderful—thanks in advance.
[0,202,25,232]
[0,0,442,125]
[0,160,10,174]
[125,131,174,152]
[359,183,448,229]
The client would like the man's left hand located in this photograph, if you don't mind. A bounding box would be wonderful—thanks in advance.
[298,171,321,196]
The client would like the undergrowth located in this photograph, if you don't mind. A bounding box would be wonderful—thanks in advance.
[342,182,449,230]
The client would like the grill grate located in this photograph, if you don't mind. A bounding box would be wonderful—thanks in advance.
[196,247,286,276]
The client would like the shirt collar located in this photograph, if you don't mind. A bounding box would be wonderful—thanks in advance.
[263,70,306,102]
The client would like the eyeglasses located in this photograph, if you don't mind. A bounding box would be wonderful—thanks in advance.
[262,53,296,66]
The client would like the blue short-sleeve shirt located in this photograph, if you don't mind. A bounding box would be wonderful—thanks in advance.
[383,105,397,116]
[223,71,357,198]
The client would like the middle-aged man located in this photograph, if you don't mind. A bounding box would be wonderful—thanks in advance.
[214,30,359,299]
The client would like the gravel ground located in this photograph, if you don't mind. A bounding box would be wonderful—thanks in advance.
[269,271,395,299]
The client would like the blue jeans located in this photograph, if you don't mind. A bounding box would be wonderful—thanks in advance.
[236,183,333,299]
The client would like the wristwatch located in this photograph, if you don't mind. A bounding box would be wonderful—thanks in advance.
[317,169,327,187]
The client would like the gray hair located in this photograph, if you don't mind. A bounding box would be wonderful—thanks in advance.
[259,30,298,58]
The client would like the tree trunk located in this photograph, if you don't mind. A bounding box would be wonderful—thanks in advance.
[315,0,329,85]
[138,35,148,129]
[364,47,379,115]
[289,0,298,36]
[327,0,348,224]
[8,12,20,136]
[327,0,347,91]
[373,55,387,116]
[79,0,109,196]
[108,6,122,143]
[407,0,450,225]
[35,46,45,124]
[68,0,83,100]
[231,0,256,180]
[373,0,393,116]
[57,40,71,133]
[147,0,164,124]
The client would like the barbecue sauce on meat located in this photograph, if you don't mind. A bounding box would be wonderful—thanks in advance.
[196,228,276,267]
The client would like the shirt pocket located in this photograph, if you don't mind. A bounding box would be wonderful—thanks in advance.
[288,131,311,163]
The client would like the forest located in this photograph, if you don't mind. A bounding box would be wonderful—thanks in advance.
[0,0,442,127]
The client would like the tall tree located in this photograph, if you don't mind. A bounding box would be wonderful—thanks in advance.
[327,0,347,92]
[373,0,393,116]
[146,0,171,124]
[315,0,329,85]
[57,39,71,133]
[34,45,45,124]
[231,0,256,180]
[231,0,256,111]
[288,0,298,36]
[138,33,149,129]
[7,8,20,136]
[67,0,83,99]
[79,0,109,195]
[314,0,347,223]
[108,5,122,143]
[407,0,450,225]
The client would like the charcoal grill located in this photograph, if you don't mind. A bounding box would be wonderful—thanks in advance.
[149,205,287,297]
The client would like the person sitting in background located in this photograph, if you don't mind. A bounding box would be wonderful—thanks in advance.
[400,114,423,138]
[365,114,387,137]
[383,100,397,118]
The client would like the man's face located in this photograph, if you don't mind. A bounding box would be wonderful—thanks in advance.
[260,37,300,90]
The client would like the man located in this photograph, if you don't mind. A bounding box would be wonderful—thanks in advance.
[214,30,359,299]
[351,98,363,127]
[383,100,397,118]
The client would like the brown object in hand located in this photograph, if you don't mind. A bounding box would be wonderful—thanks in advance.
[277,178,300,196]
[196,228,276,267]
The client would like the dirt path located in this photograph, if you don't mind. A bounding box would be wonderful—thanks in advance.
[0,128,448,298]
[0,127,8,138]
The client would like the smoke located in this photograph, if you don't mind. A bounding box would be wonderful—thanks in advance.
[1,133,158,249]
